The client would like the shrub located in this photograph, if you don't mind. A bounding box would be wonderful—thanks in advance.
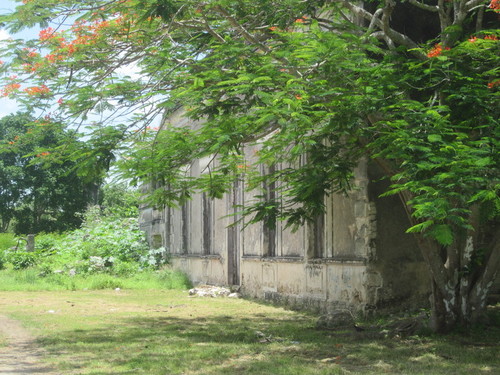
[0,204,179,288]
[26,206,153,277]
[9,251,39,270]
[139,247,169,270]
[100,183,140,218]
[34,233,63,255]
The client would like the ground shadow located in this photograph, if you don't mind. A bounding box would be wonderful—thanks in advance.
[36,307,500,375]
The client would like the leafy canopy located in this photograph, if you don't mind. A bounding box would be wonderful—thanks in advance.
[0,0,498,244]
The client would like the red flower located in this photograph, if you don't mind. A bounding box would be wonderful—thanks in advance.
[295,18,305,23]
[427,43,449,58]
[488,79,500,89]
[484,35,499,40]
[489,0,500,12]
[468,36,478,43]
[39,27,55,41]
[24,85,51,96]
[2,83,21,96]
[295,95,302,100]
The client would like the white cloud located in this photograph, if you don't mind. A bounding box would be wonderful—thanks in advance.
[0,29,11,41]
[116,60,144,81]
[0,97,19,118]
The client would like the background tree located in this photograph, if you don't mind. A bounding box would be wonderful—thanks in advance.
[0,112,29,232]
[0,0,498,331]
[0,112,97,233]
[99,182,140,218]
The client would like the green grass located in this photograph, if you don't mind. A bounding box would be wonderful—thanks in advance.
[0,267,192,291]
[0,289,498,375]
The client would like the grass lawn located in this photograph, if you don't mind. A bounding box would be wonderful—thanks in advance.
[0,289,498,375]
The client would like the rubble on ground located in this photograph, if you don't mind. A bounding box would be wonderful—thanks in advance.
[188,285,241,298]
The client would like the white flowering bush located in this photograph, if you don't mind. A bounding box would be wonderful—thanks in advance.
[34,206,168,276]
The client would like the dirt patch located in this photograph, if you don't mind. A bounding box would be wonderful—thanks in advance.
[0,314,58,374]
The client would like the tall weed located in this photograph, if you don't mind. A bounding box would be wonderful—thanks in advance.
[0,268,191,291]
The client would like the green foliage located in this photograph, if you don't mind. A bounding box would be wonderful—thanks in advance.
[371,36,500,245]
[0,0,499,330]
[87,274,124,290]
[0,233,16,251]
[8,251,39,270]
[0,112,100,234]
[1,1,497,240]
[99,182,140,218]
[0,267,191,291]
[0,205,188,291]
[0,233,16,270]
[33,206,167,277]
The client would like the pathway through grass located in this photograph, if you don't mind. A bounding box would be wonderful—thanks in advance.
[0,290,498,374]
[0,314,57,374]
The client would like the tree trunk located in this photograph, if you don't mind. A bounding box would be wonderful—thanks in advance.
[429,279,457,333]
[422,228,500,333]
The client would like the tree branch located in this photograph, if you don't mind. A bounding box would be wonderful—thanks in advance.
[477,227,500,289]
[341,1,425,59]
[408,0,438,12]
[476,6,485,32]
[213,5,271,54]
[465,0,489,10]
[437,0,451,33]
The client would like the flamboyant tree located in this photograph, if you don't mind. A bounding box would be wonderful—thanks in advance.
[0,0,498,331]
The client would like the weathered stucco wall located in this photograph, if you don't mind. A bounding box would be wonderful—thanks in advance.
[139,108,431,315]
[367,163,431,310]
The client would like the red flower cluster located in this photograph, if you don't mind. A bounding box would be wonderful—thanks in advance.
[23,48,39,58]
[36,152,50,158]
[484,35,499,40]
[427,43,450,58]
[488,79,500,89]
[24,85,51,96]
[2,83,21,96]
[39,27,55,42]
[468,34,499,42]
[489,0,500,12]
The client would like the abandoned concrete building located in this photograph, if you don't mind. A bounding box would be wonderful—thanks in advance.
[139,108,432,315]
